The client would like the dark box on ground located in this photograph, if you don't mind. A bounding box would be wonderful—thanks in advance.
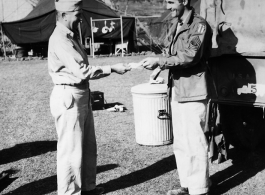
[91,91,104,110]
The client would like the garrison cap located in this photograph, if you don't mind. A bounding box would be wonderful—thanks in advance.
[55,0,82,12]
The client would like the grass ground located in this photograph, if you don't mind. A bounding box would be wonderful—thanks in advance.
[1,56,265,195]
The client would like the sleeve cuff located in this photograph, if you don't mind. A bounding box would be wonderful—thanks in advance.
[159,57,166,70]
[102,65,111,74]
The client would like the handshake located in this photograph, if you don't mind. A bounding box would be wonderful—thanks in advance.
[110,57,160,75]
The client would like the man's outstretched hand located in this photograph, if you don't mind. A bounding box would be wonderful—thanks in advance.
[139,57,160,70]
[111,63,131,74]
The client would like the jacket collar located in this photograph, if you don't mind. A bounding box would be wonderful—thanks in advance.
[169,8,194,35]
[180,8,194,30]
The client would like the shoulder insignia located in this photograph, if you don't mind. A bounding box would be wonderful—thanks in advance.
[196,23,206,34]
[190,36,201,49]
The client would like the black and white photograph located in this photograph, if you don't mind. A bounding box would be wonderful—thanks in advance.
[1,0,265,195]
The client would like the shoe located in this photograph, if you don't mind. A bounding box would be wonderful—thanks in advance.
[81,187,104,195]
[167,187,189,195]
[0,172,8,181]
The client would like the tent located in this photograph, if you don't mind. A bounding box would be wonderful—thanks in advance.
[1,0,136,54]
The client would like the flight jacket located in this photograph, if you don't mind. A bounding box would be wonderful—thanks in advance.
[159,9,212,102]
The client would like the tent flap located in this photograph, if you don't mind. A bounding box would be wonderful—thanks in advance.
[2,0,136,49]
[2,12,56,44]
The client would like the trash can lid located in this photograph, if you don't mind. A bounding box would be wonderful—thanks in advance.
[131,83,167,94]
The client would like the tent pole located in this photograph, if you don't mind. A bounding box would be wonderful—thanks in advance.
[0,23,7,58]
[150,35,152,52]
[1,0,6,58]
[120,15,124,57]
[135,17,138,53]
[90,17,95,58]
[78,22,83,45]
[89,38,92,56]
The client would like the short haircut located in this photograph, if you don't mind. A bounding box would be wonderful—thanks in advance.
[178,0,191,5]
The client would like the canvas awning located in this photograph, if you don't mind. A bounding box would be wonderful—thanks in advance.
[1,0,136,50]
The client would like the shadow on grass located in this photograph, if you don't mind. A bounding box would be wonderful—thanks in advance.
[104,102,125,109]
[92,101,127,111]
[0,141,57,165]
[3,175,57,195]
[2,164,118,195]
[0,169,19,194]
[100,155,176,193]
[0,177,19,194]
[97,164,119,173]
[210,148,265,194]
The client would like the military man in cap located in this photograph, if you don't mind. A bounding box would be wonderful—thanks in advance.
[140,0,212,195]
[48,0,130,194]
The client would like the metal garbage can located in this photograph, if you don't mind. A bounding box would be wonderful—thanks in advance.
[131,83,173,146]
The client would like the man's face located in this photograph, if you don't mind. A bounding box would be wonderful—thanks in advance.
[166,0,185,19]
[65,10,82,31]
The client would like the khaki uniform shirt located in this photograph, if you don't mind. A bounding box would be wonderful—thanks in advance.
[48,22,111,85]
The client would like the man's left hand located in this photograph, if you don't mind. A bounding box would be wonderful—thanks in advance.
[140,57,160,70]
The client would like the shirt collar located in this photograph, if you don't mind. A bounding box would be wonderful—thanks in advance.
[171,9,193,26]
[56,21,74,38]
[180,9,192,25]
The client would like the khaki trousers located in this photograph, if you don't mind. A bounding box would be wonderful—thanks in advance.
[50,85,97,195]
[171,96,210,195]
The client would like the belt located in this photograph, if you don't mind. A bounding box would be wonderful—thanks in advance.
[56,82,89,89]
